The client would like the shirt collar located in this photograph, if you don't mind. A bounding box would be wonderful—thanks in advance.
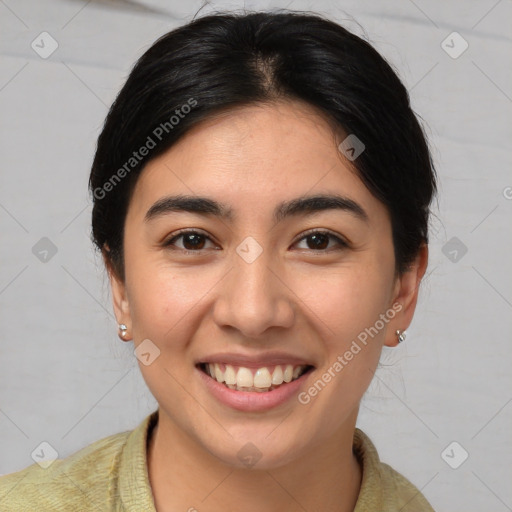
[353,427,384,510]
[118,409,159,511]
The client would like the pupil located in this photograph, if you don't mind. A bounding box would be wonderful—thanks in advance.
[308,233,328,250]
[184,234,204,250]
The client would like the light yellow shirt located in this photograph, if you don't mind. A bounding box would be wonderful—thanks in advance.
[0,410,435,511]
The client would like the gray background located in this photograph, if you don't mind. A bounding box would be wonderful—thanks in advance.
[1,0,511,510]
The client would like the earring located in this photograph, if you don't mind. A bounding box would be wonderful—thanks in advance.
[396,329,407,344]
[118,323,128,339]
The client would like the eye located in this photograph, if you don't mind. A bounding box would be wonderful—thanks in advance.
[293,229,348,251]
[163,229,348,254]
[163,230,218,253]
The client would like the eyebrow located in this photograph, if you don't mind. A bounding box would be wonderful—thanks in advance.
[144,193,369,225]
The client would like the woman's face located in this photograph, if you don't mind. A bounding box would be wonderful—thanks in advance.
[109,100,425,469]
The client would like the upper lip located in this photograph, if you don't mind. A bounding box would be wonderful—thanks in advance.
[197,352,315,369]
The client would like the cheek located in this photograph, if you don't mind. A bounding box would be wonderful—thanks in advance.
[293,263,393,422]
[291,262,392,344]
[294,268,388,430]
[126,258,216,345]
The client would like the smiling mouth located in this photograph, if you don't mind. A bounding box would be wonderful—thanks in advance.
[198,362,314,392]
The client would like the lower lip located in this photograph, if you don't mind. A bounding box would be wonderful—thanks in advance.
[197,366,313,412]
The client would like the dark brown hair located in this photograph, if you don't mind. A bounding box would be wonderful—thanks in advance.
[89,10,437,280]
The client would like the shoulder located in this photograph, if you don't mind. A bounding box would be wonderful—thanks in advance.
[353,428,436,512]
[0,428,131,511]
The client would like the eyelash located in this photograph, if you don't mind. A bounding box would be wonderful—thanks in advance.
[163,229,348,255]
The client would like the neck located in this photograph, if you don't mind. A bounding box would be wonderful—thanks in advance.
[147,410,362,512]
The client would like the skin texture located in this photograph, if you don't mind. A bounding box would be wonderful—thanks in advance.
[106,100,428,512]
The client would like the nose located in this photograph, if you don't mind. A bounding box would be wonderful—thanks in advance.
[212,244,295,338]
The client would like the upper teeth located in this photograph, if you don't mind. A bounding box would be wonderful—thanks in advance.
[206,363,306,389]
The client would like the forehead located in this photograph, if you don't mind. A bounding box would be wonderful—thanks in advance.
[126,101,389,227]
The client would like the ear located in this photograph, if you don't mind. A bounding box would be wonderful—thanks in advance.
[384,243,429,347]
[102,247,132,338]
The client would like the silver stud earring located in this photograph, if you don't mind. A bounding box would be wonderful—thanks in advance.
[119,324,128,338]
[396,329,407,343]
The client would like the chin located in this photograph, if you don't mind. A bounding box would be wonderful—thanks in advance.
[200,428,310,471]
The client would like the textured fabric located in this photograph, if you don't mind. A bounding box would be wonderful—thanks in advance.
[0,410,434,511]
[352,430,435,511]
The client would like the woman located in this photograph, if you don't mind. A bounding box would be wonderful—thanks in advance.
[0,10,437,511]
